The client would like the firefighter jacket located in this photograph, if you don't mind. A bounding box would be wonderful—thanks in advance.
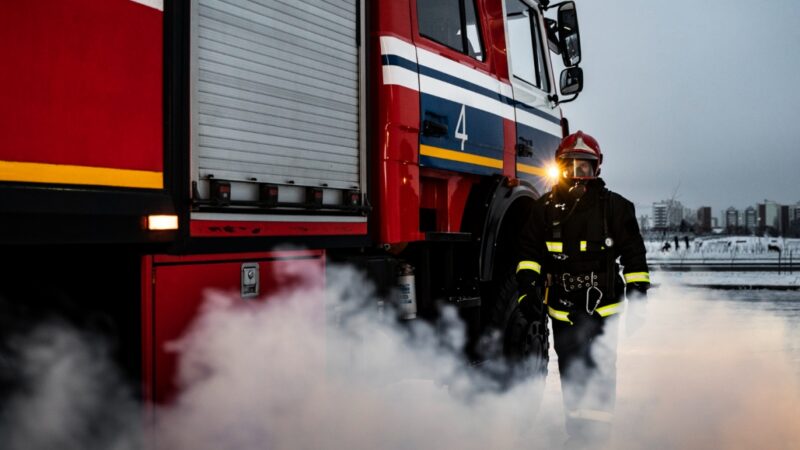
[516,178,649,324]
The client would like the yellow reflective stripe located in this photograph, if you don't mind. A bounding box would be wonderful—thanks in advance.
[596,301,624,317]
[548,306,572,324]
[420,145,503,169]
[624,272,651,283]
[0,160,163,189]
[546,241,563,253]
[517,294,527,303]
[580,241,587,251]
[516,162,547,176]
[516,260,541,274]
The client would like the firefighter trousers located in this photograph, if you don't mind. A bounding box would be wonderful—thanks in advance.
[552,311,620,442]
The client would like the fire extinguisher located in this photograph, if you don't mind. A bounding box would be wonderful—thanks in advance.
[396,263,417,320]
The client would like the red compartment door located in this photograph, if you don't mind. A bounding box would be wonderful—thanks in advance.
[143,250,325,403]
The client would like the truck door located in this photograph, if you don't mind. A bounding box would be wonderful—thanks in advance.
[504,0,562,194]
[413,0,507,176]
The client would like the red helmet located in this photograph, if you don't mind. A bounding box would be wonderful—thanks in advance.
[555,130,602,179]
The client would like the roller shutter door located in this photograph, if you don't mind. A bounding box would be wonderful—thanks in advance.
[194,0,360,190]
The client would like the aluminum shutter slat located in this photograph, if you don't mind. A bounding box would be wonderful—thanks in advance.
[198,15,356,71]
[201,1,355,56]
[200,73,358,119]
[200,91,357,133]
[200,137,359,166]
[197,13,356,72]
[198,57,356,104]
[200,154,359,179]
[199,26,356,80]
[195,0,360,189]
[272,0,355,25]
[199,126,357,158]
[198,114,358,149]
[199,105,357,140]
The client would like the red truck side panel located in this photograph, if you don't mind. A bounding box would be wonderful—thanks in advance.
[372,1,424,244]
[143,250,325,403]
[419,169,478,232]
[0,0,163,189]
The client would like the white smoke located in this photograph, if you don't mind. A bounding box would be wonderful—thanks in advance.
[0,322,140,450]
[154,264,549,450]
[610,283,800,450]
[1,265,799,450]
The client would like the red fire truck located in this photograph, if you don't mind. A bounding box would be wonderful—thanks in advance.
[0,0,584,402]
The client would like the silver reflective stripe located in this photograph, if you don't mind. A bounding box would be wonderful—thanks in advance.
[567,409,614,423]
[596,301,624,317]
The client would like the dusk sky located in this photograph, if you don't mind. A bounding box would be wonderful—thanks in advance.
[559,0,800,218]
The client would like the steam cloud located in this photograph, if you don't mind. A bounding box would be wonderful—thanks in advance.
[1,263,798,450]
[0,323,140,450]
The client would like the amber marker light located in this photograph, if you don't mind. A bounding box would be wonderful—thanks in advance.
[147,215,179,231]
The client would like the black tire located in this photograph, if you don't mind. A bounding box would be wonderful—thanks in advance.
[477,269,549,389]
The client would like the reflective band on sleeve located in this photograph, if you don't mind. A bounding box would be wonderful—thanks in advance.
[516,260,541,274]
[580,241,587,251]
[546,241,563,253]
[567,409,614,423]
[517,294,527,303]
[596,301,624,317]
[624,272,651,283]
[548,306,572,324]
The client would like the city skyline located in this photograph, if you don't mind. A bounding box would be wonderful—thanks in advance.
[644,198,800,235]
[560,0,800,213]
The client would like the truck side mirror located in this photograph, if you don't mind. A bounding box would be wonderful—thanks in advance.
[557,2,581,67]
[560,67,583,96]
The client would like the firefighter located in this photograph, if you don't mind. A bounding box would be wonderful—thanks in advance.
[515,131,649,447]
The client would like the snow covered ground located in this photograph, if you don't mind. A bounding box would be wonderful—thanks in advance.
[646,235,800,260]
[643,237,800,287]
[651,271,800,288]
[645,236,800,275]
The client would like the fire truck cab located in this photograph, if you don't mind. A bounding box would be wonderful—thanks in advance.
[0,0,584,402]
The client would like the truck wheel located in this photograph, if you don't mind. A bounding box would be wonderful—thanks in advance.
[480,269,549,389]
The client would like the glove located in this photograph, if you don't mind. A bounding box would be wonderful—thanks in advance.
[516,271,544,322]
[625,282,648,336]
[516,269,539,294]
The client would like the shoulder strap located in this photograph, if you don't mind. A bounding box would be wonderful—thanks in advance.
[543,191,562,239]
[600,188,609,240]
